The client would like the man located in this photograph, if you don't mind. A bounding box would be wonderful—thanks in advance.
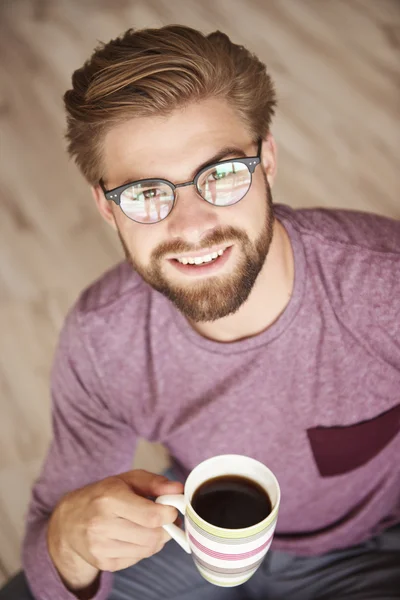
[1,24,399,600]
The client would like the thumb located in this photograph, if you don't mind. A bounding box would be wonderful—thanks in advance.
[119,469,184,497]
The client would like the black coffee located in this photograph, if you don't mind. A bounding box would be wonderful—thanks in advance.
[192,475,272,529]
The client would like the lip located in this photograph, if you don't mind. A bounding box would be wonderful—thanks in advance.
[168,245,233,277]
[167,244,232,261]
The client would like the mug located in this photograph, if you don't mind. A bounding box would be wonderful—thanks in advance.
[156,454,280,587]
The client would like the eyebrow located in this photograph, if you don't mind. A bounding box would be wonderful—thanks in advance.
[117,145,248,188]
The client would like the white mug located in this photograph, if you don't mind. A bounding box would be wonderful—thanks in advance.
[156,454,280,587]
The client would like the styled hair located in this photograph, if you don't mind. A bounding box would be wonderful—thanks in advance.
[63,25,277,185]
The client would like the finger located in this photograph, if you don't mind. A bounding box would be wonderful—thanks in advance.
[105,519,171,546]
[112,489,179,528]
[102,539,165,559]
[105,555,156,573]
[174,514,183,529]
[119,470,184,497]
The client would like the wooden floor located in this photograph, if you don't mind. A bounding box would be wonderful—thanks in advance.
[0,0,399,584]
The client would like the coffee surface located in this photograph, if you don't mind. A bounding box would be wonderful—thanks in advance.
[191,475,272,529]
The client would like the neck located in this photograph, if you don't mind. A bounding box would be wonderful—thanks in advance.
[188,219,294,343]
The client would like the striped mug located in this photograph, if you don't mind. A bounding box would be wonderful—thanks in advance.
[156,454,280,587]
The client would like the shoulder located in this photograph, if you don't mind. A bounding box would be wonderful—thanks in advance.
[275,205,400,292]
[274,204,400,254]
[276,204,400,365]
[60,260,153,352]
[53,261,155,414]
[77,260,147,314]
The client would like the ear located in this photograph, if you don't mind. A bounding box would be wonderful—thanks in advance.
[91,185,118,231]
[261,133,277,187]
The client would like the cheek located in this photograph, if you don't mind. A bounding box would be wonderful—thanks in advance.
[231,186,268,234]
[116,219,140,257]
[120,220,164,265]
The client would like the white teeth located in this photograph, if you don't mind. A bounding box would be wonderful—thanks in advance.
[176,247,227,265]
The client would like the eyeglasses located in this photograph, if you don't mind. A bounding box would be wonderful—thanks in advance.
[99,140,262,224]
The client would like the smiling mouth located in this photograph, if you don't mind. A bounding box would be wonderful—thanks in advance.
[168,245,234,276]
[172,246,229,266]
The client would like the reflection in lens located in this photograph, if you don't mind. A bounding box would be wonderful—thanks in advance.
[120,182,174,223]
[198,162,251,206]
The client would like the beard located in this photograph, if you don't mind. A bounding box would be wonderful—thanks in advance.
[118,180,275,323]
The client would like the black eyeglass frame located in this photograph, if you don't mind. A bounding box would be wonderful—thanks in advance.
[99,139,262,224]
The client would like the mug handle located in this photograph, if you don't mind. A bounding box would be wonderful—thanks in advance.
[155,494,191,553]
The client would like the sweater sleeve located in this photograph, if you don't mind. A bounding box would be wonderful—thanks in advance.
[22,305,137,600]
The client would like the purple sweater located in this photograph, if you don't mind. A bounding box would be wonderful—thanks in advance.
[22,205,400,600]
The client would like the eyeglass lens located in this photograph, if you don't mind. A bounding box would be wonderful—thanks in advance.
[120,161,251,223]
[120,181,174,223]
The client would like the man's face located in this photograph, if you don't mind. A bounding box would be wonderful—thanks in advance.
[94,98,276,322]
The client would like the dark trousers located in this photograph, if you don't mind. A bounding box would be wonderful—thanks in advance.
[1,523,400,600]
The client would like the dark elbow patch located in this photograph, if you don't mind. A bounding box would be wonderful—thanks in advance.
[307,402,400,477]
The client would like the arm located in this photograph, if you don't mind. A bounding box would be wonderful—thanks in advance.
[22,307,137,600]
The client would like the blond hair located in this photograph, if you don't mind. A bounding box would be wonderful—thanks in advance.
[64,25,277,184]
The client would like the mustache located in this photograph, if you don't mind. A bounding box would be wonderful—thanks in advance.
[152,226,249,260]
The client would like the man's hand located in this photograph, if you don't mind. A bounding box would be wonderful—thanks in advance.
[47,470,183,598]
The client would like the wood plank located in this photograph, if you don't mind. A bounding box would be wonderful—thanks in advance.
[0,0,398,580]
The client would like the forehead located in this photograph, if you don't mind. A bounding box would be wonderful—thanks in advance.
[102,97,253,185]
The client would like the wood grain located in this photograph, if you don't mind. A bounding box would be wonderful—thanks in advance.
[0,0,399,579]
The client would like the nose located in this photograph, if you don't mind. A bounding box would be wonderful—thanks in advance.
[166,184,219,244]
